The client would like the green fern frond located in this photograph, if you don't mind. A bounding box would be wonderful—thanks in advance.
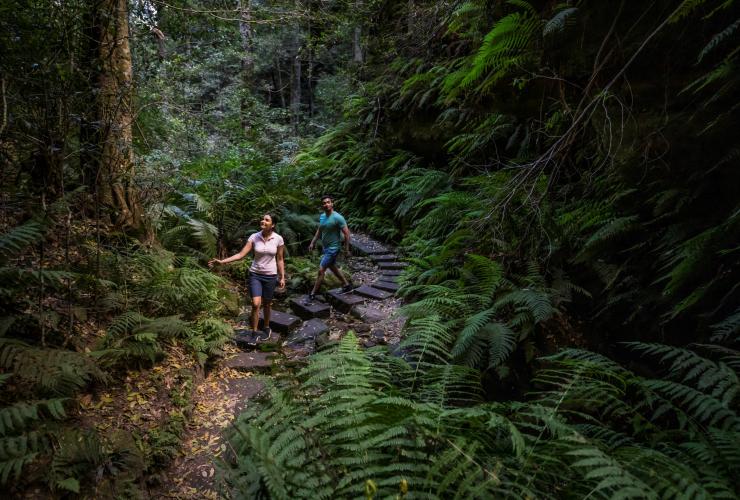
[643,379,740,430]
[543,7,578,37]
[0,219,46,263]
[711,308,740,342]
[624,342,739,404]
[0,399,67,435]
[495,288,554,323]
[0,339,107,394]
[698,18,740,62]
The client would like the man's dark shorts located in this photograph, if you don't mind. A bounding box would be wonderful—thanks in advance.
[319,247,340,269]
[248,272,278,301]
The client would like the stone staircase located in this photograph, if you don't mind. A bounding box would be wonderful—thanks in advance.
[226,233,406,369]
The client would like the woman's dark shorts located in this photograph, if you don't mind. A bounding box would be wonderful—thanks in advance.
[248,272,278,302]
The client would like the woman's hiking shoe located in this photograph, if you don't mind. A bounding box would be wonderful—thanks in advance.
[233,329,258,348]
[255,328,272,343]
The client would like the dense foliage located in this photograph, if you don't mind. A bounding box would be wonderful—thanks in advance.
[1,0,738,497]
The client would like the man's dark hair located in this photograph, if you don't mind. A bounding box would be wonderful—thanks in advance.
[320,195,333,202]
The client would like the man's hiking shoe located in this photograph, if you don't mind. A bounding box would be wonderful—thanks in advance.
[340,283,355,294]
[307,293,317,304]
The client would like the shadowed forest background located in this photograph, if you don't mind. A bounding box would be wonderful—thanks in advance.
[1,0,739,497]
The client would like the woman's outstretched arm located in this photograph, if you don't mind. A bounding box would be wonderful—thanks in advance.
[208,239,253,267]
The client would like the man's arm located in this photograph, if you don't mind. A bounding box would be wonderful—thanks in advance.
[308,227,321,251]
[341,225,351,254]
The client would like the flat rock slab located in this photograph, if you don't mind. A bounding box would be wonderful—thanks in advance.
[381,270,404,277]
[377,274,400,283]
[290,295,331,319]
[354,284,394,300]
[372,280,400,293]
[248,309,300,333]
[233,329,259,348]
[369,254,398,262]
[378,261,408,270]
[223,351,276,372]
[287,318,330,346]
[350,305,387,323]
[326,289,365,313]
[351,237,391,255]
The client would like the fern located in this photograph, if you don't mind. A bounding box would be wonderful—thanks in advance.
[0,338,107,395]
[0,399,67,435]
[0,219,46,263]
[698,18,740,62]
[543,7,578,37]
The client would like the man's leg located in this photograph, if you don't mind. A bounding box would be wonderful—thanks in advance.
[328,263,350,287]
[311,267,327,295]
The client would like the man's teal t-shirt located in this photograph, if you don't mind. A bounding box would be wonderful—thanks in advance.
[319,211,347,250]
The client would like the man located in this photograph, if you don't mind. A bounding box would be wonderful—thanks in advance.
[308,195,353,301]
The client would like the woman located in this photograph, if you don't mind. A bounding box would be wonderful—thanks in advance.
[209,214,286,342]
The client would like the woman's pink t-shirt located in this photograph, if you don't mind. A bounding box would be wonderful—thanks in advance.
[248,231,284,275]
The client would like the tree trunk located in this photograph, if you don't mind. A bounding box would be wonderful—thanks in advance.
[353,1,363,63]
[290,30,301,134]
[96,0,142,230]
[238,0,254,136]
[275,58,286,108]
[353,26,363,63]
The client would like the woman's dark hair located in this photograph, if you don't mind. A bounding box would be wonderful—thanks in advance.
[262,213,277,227]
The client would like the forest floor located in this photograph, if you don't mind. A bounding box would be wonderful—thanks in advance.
[151,239,406,498]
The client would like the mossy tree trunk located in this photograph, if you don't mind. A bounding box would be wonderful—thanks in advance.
[95,0,143,231]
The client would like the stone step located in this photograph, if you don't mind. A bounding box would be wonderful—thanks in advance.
[372,280,400,293]
[353,284,394,300]
[369,254,398,263]
[378,261,408,270]
[233,328,259,349]
[239,309,300,333]
[285,318,329,349]
[290,295,331,319]
[380,270,404,277]
[233,328,282,349]
[377,274,400,283]
[223,351,276,373]
[351,238,391,256]
[326,288,365,313]
[350,305,387,323]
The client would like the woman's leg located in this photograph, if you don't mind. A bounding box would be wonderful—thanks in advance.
[263,300,272,332]
[251,296,262,331]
